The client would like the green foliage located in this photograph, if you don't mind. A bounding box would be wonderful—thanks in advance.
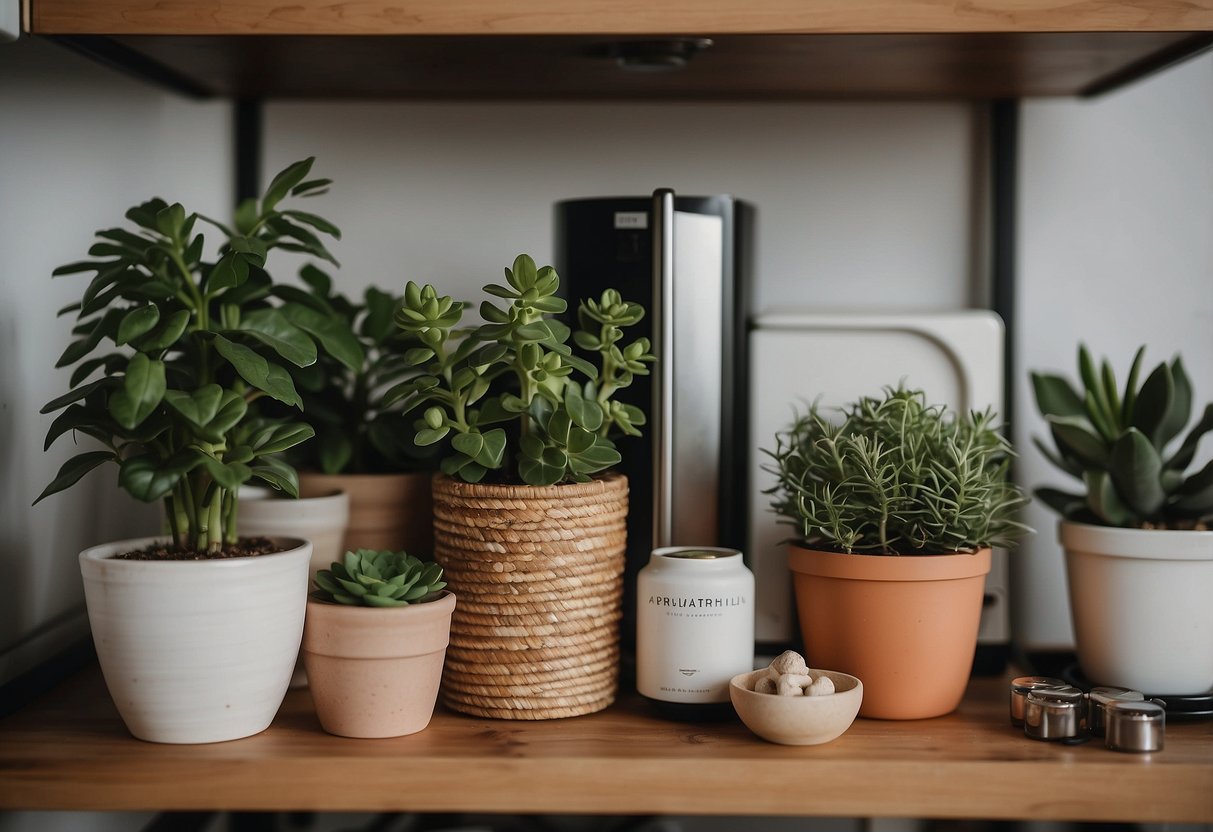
[766,387,1029,555]
[313,549,447,607]
[1032,345,1213,529]
[271,270,437,475]
[37,158,344,553]
[388,254,654,486]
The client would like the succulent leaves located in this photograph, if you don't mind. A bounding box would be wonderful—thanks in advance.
[766,387,1030,555]
[1032,345,1213,528]
[314,549,447,607]
[389,255,653,486]
[38,159,341,553]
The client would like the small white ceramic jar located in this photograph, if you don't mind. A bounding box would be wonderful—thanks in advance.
[637,547,754,712]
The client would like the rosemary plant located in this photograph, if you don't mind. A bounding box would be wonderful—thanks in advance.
[766,387,1029,554]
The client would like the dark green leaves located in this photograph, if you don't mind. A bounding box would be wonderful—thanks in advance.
[214,335,302,408]
[1032,345,1213,527]
[33,451,115,504]
[1108,429,1165,517]
[39,158,342,551]
[262,157,315,214]
[237,308,318,368]
[109,354,166,430]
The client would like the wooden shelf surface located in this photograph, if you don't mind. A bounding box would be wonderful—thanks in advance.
[28,1,1213,99]
[30,0,1213,36]
[0,666,1210,821]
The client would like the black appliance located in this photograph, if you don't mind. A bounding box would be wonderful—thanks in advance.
[554,190,753,654]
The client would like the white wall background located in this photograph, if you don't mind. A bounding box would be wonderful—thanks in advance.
[262,101,979,312]
[1013,52,1213,650]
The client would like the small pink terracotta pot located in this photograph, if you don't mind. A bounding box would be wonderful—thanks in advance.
[302,591,456,738]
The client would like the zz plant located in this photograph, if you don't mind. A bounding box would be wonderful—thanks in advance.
[275,268,428,474]
[388,254,654,486]
[1032,345,1213,529]
[36,158,361,554]
[767,387,1029,554]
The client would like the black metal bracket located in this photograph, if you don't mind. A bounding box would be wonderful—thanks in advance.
[235,98,264,203]
[990,99,1018,431]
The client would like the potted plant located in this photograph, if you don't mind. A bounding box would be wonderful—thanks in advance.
[767,387,1029,719]
[276,271,436,555]
[36,158,346,743]
[303,549,455,737]
[389,254,653,719]
[1032,345,1213,695]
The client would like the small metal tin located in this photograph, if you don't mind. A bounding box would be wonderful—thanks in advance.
[1024,687,1086,741]
[1106,701,1165,753]
[1088,686,1145,737]
[1009,676,1067,726]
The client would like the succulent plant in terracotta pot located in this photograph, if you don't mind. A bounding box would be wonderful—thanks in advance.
[303,549,455,738]
[1032,344,1213,695]
[767,386,1029,719]
[387,254,653,720]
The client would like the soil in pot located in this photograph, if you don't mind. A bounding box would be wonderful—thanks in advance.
[112,537,282,560]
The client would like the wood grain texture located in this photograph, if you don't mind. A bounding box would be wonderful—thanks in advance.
[0,667,1210,820]
[30,0,1213,36]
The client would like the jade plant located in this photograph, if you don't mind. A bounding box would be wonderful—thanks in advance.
[35,158,361,554]
[386,254,654,486]
[314,549,447,607]
[766,387,1030,554]
[273,268,433,474]
[1032,345,1213,529]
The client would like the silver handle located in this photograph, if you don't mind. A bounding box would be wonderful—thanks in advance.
[652,188,675,549]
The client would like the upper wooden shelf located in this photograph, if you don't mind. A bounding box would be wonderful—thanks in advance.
[0,666,1210,821]
[28,1,1213,99]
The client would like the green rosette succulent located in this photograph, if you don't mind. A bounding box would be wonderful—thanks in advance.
[1032,345,1213,529]
[314,549,447,607]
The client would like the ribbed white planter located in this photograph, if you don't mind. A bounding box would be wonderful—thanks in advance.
[1060,521,1213,695]
[79,536,312,744]
[237,487,350,577]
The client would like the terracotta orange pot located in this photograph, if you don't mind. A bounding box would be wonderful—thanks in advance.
[787,545,991,720]
[302,591,455,738]
[300,472,434,556]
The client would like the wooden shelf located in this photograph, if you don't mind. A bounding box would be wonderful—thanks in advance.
[0,666,1210,821]
[28,1,1213,99]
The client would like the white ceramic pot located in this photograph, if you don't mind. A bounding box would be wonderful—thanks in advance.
[79,536,312,744]
[238,487,349,578]
[1060,520,1213,695]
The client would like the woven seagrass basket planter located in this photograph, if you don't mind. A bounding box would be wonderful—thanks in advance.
[431,472,628,719]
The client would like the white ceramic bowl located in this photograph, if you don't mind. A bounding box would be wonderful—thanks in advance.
[730,668,863,745]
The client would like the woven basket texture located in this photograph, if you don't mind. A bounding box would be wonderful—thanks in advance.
[433,472,628,719]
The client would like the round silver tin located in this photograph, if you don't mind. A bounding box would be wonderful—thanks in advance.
[1088,686,1145,737]
[1009,676,1067,727]
[1024,687,1086,741]
[1106,700,1166,753]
